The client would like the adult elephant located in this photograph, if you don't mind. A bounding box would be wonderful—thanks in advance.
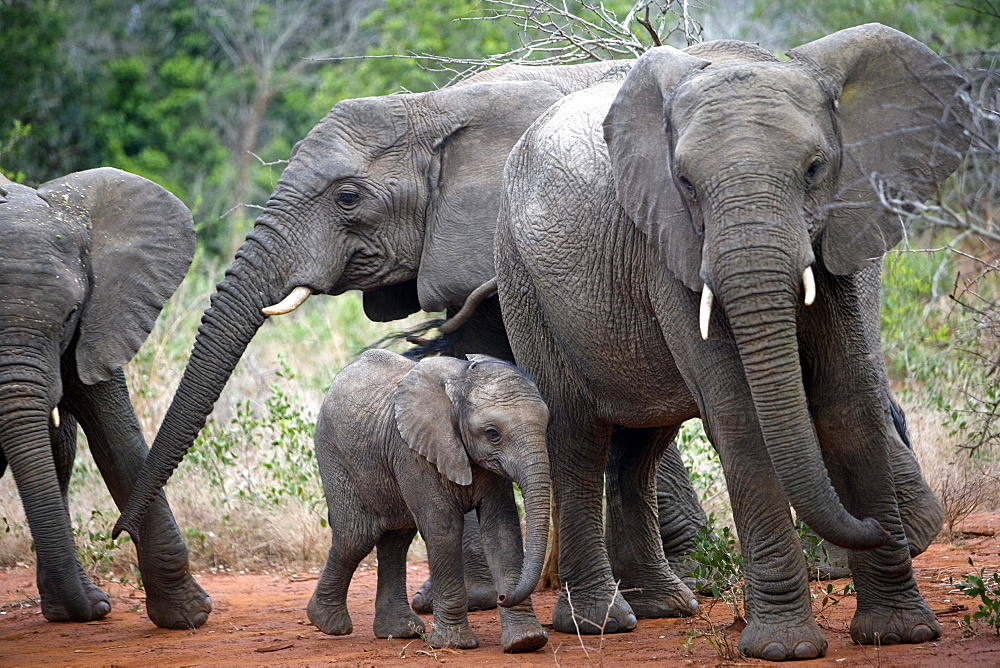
[494,26,968,660]
[110,62,628,536]
[0,169,211,628]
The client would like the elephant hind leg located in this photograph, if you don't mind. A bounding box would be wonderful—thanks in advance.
[373,528,424,639]
[410,511,497,614]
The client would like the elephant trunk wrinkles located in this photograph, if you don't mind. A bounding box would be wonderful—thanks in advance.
[714,250,889,550]
[114,230,292,541]
[499,455,551,608]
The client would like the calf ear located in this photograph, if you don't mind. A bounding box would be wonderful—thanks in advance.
[789,23,970,275]
[39,168,195,384]
[393,356,473,486]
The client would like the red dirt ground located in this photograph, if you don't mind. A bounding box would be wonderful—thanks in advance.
[2,515,999,666]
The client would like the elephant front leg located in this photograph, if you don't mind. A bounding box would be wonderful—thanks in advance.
[607,426,697,618]
[477,482,548,653]
[814,407,940,646]
[415,508,479,650]
[62,368,211,629]
[548,408,638,635]
[410,511,498,614]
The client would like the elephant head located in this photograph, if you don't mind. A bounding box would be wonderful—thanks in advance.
[603,25,969,548]
[0,168,193,619]
[113,78,574,540]
[394,354,551,607]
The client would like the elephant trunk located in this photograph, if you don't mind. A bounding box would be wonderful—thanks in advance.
[498,454,551,608]
[114,227,296,540]
[713,247,888,550]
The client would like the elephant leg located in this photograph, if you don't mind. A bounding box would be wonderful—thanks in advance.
[61,367,210,629]
[372,527,424,639]
[655,438,709,584]
[477,480,547,654]
[702,411,827,661]
[51,413,77,504]
[801,280,938,647]
[2,407,110,623]
[886,402,943,556]
[607,426,696,618]
[308,514,376,635]
[410,511,497,614]
[414,507,478,649]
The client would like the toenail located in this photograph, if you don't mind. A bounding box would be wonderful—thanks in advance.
[880,632,902,645]
[794,641,820,659]
[689,598,699,612]
[910,624,935,642]
[761,642,787,661]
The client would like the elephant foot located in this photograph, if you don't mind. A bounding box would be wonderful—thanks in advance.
[39,578,111,623]
[307,594,354,635]
[143,571,212,629]
[738,618,827,661]
[620,573,698,619]
[373,604,425,639]
[551,583,637,635]
[427,619,478,649]
[850,601,940,645]
[410,576,497,614]
[499,603,548,653]
[36,564,111,623]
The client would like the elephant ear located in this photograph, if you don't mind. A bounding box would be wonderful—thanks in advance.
[416,80,566,312]
[38,167,195,384]
[603,46,710,292]
[789,23,971,275]
[393,356,473,485]
[362,280,421,322]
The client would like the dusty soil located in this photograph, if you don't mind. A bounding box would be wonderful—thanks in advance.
[2,515,999,666]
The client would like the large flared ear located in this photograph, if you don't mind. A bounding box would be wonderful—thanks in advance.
[38,167,195,384]
[393,356,473,485]
[603,46,709,292]
[415,80,565,312]
[789,23,971,275]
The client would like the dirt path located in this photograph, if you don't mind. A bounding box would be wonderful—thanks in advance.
[2,516,999,666]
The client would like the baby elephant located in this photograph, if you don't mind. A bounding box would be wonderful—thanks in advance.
[308,349,551,653]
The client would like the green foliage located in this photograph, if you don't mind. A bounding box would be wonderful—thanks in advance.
[954,558,1000,634]
[73,509,141,589]
[685,516,745,622]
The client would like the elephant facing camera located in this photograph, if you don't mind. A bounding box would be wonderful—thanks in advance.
[307,349,551,653]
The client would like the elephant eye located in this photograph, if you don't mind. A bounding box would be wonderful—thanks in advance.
[335,190,361,208]
[677,173,696,200]
[485,427,502,443]
[804,159,825,185]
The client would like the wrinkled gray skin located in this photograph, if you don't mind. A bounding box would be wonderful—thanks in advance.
[109,62,649,577]
[309,349,550,653]
[495,25,968,660]
[0,168,211,629]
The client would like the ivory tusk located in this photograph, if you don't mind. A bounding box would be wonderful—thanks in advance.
[803,266,816,306]
[262,286,312,316]
[51,407,61,429]
[699,285,713,341]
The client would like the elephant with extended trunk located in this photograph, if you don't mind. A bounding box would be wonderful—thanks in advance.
[310,350,550,652]
[0,168,211,628]
[495,25,968,660]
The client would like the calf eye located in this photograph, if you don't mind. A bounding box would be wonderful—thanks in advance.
[677,173,696,200]
[485,427,502,443]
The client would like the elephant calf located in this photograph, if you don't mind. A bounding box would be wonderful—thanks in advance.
[308,349,551,653]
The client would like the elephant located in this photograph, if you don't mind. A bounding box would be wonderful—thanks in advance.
[308,349,550,652]
[109,63,641,553]
[493,25,969,660]
[0,168,212,628]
